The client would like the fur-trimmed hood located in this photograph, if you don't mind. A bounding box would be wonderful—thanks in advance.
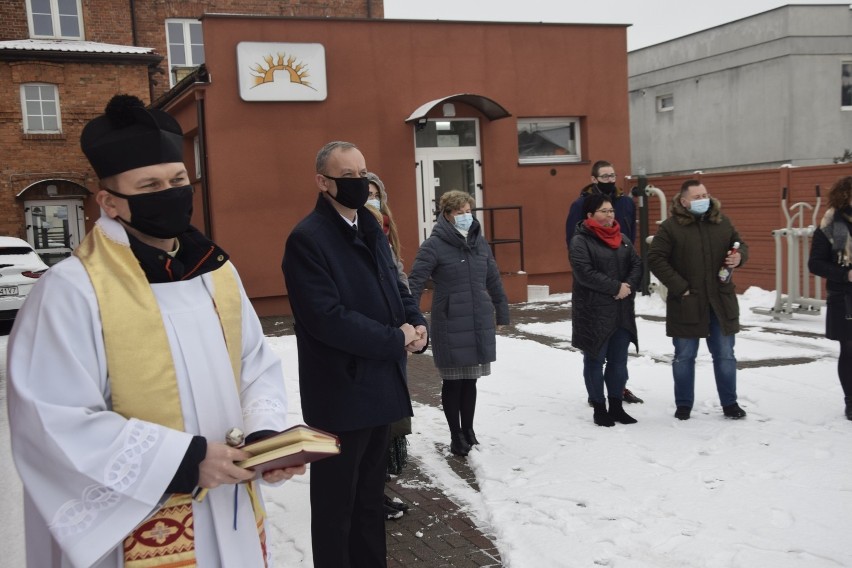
[670,195,724,225]
[579,182,629,199]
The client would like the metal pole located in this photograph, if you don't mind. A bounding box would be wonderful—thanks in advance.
[633,175,650,295]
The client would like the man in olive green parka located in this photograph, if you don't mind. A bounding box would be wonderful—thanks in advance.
[648,179,749,421]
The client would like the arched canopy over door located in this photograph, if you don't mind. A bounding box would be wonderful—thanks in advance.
[16,179,91,265]
[404,93,512,124]
[406,94,511,242]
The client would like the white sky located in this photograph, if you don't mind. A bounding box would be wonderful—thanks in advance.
[3,287,850,566]
[383,0,846,51]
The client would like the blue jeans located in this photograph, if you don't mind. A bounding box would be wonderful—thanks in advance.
[583,328,631,404]
[672,309,738,408]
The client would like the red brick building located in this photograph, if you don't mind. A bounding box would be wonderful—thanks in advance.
[0,0,378,264]
[2,2,635,313]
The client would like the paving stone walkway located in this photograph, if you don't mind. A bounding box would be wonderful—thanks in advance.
[260,315,504,567]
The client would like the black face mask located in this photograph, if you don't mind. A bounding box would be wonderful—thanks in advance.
[322,175,370,209]
[596,182,616,195]
[106,185,194,239]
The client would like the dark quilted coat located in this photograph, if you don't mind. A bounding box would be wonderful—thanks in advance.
[808,208,852,340]
[408,214,509,369]
[569,221,642,355]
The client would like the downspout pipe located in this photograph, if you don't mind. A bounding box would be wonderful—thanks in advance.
[196,91,213,239]
[129,0,138,45]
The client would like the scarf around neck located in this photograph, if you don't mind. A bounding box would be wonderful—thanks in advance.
[819,207,852,266]
[584,218,622,249]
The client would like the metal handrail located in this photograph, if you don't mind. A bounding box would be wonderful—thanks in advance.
[472,205,524,272]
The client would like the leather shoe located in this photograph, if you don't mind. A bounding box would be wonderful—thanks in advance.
[722,403,746,419]
[674,406,691,420]
[384,494,409,513]
[623,388,644,404]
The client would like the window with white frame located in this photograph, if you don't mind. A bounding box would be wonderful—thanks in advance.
[657,94,674,112]
[166,19,205,85]
[842,63,852,109]
[21,84,61,133]
[27,0,84,39]
[517,118,581,164]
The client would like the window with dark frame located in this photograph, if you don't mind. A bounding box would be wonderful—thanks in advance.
[517,118,581,164]
[842,63,852,109]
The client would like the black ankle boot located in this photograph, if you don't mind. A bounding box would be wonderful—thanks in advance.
[449,432,471,456]
[462,428,480,446]
[608,398,638,424]
[845,397,852,421]
[592,402,615,427]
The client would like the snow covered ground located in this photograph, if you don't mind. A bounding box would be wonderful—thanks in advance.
[2,287,850,567]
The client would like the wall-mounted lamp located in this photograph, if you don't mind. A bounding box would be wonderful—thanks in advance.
[46,184,58,197]
[442,103,456,117]
[415,117,428,132]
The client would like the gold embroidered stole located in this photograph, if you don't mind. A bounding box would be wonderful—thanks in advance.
[75,224,261,567]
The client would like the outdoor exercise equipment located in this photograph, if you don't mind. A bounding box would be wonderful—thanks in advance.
[751,186,825,320]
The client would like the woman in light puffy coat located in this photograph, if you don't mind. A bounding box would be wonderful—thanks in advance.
[408,190,509,457]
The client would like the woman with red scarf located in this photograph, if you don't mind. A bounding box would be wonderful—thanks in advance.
[569,193,642,426]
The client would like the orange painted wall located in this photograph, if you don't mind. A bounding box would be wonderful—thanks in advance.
[195,16,632,314]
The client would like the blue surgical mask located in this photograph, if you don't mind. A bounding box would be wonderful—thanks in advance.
[366,198,381,210]
[689,198,710,215]
[454,212,473,232]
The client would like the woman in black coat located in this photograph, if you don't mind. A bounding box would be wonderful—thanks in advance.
[408,190,509,456]
[569,194,642,427]
[808,176,852,421]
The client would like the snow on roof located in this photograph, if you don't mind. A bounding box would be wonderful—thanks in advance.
[0,39,155,55]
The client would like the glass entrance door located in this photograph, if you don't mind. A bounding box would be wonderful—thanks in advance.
[414,119,482,242]
[25,199,85,265]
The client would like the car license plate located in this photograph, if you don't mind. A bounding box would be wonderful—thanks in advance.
[0,286,19,296]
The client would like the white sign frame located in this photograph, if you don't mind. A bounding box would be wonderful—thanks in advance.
[236,42,327,102]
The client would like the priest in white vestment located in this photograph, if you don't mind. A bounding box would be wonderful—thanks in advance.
[6,94,304,568]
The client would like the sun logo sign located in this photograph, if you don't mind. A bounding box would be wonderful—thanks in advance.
[250,53,316,90]
[237,42,327,102]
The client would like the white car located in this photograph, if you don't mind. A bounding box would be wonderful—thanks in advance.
[0,237,49,321]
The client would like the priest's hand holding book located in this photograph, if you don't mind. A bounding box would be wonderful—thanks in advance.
[194,424,339,501]
[198,443,306,491]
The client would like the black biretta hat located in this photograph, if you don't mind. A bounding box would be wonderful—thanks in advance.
[80,94,184,179]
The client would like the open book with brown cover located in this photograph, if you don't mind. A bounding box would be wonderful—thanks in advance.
[237,424,341,474]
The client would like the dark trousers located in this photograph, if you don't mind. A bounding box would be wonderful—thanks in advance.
[310,424,390,568]
[583,328,631,404]
[840,340,852,397]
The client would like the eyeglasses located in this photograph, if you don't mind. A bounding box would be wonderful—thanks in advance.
[595,209,616,215]
[596,174,617,181]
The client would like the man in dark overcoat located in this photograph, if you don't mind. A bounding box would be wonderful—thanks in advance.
[282,141,427,568]
[648,179,748,421]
